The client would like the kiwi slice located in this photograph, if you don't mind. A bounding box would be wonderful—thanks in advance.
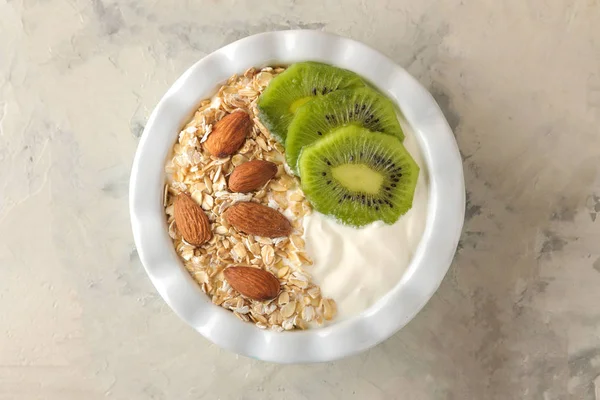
[299,125,419,227]
[286,87,404,172]
[257,62,364,143]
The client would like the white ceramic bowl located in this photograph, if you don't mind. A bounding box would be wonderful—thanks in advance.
[129,30,465,363]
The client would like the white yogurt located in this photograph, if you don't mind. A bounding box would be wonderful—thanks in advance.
[303,120,429,320]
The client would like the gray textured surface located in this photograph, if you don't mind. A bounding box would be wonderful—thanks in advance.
[1,0,599,399]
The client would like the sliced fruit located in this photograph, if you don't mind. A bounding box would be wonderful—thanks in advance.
[298,126,419,227]
[257,62,364,143]
[285,87,404,173]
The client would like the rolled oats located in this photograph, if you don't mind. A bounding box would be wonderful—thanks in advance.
[164,68,337,330]
[277,266,290,279]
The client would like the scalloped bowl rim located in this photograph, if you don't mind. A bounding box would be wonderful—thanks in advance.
[129,30,465,363]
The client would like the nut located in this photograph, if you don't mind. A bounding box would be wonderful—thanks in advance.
[174,193,212,245]
[228,160,277,193]
[223,266,280,300]
[224,202,292,238]
[204,111,252,158]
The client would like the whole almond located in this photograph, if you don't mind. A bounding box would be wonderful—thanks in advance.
[224,202,292,238]
[224,266,280,300]
[174,193,212,246]
[228,160,278,193]
[204,111,252,158]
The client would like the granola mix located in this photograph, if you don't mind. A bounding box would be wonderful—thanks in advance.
[164,67,337,331]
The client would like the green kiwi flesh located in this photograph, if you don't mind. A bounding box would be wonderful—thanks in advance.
[285,87,404,173]
[298,125,419,227]
[257,62,364,143]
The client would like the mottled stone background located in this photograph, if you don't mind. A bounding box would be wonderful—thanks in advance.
[1,0,599,399]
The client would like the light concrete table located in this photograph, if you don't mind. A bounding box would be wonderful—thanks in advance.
[1,1,599,399]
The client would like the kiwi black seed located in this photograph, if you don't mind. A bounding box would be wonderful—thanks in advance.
[285,87,405,173]
[298,126,419,227]
[256,62,364,143]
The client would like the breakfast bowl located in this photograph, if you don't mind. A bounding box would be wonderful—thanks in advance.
[129,30,465,363]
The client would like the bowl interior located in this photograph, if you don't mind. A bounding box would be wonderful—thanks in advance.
[129,30,465,363]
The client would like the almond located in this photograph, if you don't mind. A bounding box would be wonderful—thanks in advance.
[228,160,277,193]
[224,266,280,300]
[204,111,252,158]
[174,193,212,246]
[224,202,292,238]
